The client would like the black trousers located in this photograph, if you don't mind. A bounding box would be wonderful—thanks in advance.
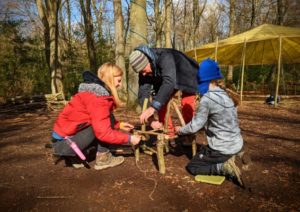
[53,126,108,157]
[186,145,232,175]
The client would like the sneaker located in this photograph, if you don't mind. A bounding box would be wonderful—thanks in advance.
[63,156,85,169]
[94,151,124,170]
[72,163,85,169]
[222,156,244,187]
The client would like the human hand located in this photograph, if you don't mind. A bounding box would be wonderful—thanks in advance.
[130,135,142,145]
[175,126,181,134]
[120,122,134,132]
[150,121,163,130]
[140,107,155,124]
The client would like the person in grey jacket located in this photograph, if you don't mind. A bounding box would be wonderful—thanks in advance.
[129,45,199,136]
[175,58,245,187]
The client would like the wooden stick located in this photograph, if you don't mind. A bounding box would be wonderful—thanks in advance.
[157,139,166,174]
[133,130,177,139]
[37,196,72,199]
[171,101,185,126]
[191,135,197,157]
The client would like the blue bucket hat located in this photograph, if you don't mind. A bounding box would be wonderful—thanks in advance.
[197,58,223,95]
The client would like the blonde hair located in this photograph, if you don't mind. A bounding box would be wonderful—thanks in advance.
[97,63,124,108]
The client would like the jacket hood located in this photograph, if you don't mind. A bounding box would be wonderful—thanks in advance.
[134,45,158,77]
[204,87,235,108]
[78,71,110,96]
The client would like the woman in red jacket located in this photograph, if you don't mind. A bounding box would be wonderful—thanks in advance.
[52,63,141,170]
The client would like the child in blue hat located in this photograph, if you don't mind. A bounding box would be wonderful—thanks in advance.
[175,58,249,187]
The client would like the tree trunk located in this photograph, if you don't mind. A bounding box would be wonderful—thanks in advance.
[277,0,283,25]
[250,0,256,28]
[79,0,97,72]
[128,0,147,107]
[36,0,50,70]
[91,0,107,43]
[165,0,172,48]
[48,0,64,95]
[227,0,235,84]
[36,0,64,96]
[183,0,187,51]
[192,0,206,48]
[113,0,127,99]
[154,0,162,47]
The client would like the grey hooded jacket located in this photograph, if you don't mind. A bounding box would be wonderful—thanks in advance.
[179,87,243,155]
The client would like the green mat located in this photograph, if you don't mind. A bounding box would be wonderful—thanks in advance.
[195,175,225,185]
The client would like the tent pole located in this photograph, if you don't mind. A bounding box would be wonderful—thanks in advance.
[240,40,247,105]
[214,36,219,62]
[274,36,282,107]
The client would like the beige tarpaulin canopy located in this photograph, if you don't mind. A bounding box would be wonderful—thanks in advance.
[185,24,300,106]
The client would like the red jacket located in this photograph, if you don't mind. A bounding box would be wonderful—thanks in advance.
[53,91,130,144]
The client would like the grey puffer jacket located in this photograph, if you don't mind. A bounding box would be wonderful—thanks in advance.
[178,87,243,155]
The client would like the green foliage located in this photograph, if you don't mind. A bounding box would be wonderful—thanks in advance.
[0,19,50,98]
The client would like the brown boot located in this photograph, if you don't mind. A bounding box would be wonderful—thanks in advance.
[94,151,124,170]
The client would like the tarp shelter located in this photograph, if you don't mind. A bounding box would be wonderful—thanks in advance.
[186,24,300,106]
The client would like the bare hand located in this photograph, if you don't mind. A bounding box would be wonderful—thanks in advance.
[175,126,181,134]
[130,135,142,145]
[150,121,163,130]
[120,122,134,132]
[140,107,155,124]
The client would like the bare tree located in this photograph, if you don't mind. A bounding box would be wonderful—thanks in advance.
[165,0,172,47]
[226,0,235,84]
[250,0,257,28]
[113,0,127,97]
[154,0,162,47]
[91,0,107,43]
[36,0,64,96]
[192,0,207,48]
[128,0,147,107]
[79,0,97,72]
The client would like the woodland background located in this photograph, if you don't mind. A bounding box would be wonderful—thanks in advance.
[0,0,299,106]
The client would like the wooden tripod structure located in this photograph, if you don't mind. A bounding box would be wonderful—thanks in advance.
[133,97,197,174]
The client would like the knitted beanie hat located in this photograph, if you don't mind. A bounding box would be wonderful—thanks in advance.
[197,58,223,82]
[129,50,149,73]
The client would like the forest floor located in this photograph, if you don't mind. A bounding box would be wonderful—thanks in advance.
[0,100,299,211]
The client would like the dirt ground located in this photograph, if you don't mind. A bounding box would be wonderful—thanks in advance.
[0,100,299,211]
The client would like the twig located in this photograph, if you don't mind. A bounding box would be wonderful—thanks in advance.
[36,195,73,199]
[135,160,158,201]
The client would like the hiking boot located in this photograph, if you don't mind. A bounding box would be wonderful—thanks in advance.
[237,151,252,171]
[222,156,244,187]
[94,151,124,170]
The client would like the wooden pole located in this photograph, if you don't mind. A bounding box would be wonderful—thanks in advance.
[142,98,148,131]
[171,101,185,126]
[135,98,149,162]
[274,36,282,107]
[163,100,172,153]
[240,40,247,105]
[157,135,166,174]
[214,36,219,62]
[172,101,196,156]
